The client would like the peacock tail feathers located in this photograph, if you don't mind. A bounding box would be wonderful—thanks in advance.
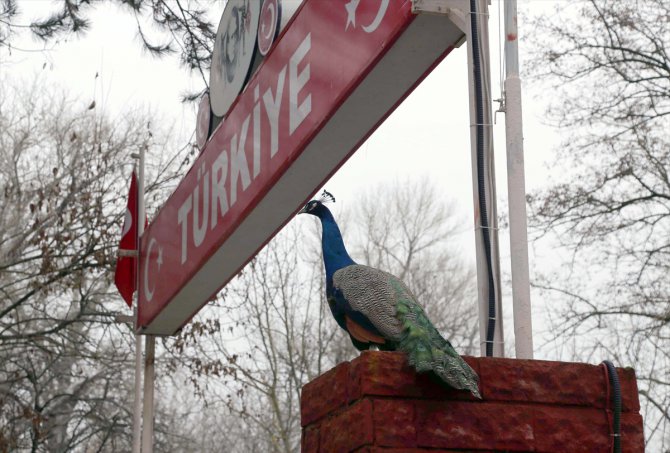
[392,279,482,398]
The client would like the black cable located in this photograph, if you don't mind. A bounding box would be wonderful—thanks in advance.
[469,0,497,357]
[602,360,622,453]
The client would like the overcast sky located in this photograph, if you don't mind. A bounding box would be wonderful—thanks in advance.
[2,0,568,354]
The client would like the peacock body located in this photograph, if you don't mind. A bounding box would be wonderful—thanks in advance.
[299,193,481,398]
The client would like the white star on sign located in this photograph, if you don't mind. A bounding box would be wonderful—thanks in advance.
[344,0,360,31]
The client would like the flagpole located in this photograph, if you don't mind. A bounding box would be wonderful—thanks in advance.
[141,335,156,453]
[137,142,156,453]
[131,306,143,453]
[132,154,145,453]
[504,0,533,359]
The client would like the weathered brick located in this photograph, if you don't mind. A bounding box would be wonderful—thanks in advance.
[354,449,494,453]
[347,356,363,403]
[301,425,319,453]
[350,351,420,398]
[621,413,645,453]
[349,352,480,401]
[462,356,481,376]
[415,401,534,451]
[533,406,610,452]
[373,399,415,447]
[479,357,605,407]
[320,399,373,453]
[301,355,644,453]
[479,358,641,415]
[617,366,641,412]
[301,361,350,426]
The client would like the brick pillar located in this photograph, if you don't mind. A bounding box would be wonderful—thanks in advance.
[301,351,644,453]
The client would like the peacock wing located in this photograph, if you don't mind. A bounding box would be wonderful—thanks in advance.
[333,265,480,397]
[332,264,410,341]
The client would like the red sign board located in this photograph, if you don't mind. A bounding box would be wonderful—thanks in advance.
[138,0,465,334]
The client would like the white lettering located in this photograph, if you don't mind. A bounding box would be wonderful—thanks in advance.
[177,194,192,264]
[193,165,209,247]
[173,33,319,270]
[211,150,229,229]
[289,33,312,135]
[253,85,261,178]
[263,67,286,158]
[229,115,251,206]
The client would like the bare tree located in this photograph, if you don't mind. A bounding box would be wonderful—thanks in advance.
[526,0,669,449]
[0,0,216,96]
[169,180,478,452]
[0,78,190,452]
[166,224,341,453]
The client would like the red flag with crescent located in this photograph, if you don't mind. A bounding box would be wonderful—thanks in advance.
[114,170,139,307]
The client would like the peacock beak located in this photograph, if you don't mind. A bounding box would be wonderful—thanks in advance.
[298,204,309,215]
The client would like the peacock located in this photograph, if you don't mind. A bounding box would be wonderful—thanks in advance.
[299,191,481,398]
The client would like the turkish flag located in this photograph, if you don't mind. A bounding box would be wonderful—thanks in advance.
[114,170,140,307]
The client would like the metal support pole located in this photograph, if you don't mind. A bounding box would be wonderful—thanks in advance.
[131,307,143,453]
[465,0,505,357]
[503,0,533,359]
[141,335,156,453]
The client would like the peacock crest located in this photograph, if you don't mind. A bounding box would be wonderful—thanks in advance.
[318,190,336,204]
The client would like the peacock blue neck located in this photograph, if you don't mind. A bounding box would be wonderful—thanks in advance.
[316,207,356,280]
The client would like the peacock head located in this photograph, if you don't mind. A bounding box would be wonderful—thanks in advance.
[298,190,336,217]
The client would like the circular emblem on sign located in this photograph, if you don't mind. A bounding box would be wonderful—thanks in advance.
[209,0,261,117]
[196,92,211,151]
[258,0,279,56]
[143,238,158,302]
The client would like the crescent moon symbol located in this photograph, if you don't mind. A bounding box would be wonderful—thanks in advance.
[262,3,276,40]
[144,238,157,302]
[121,208,132,237]
[362,0,389,33]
